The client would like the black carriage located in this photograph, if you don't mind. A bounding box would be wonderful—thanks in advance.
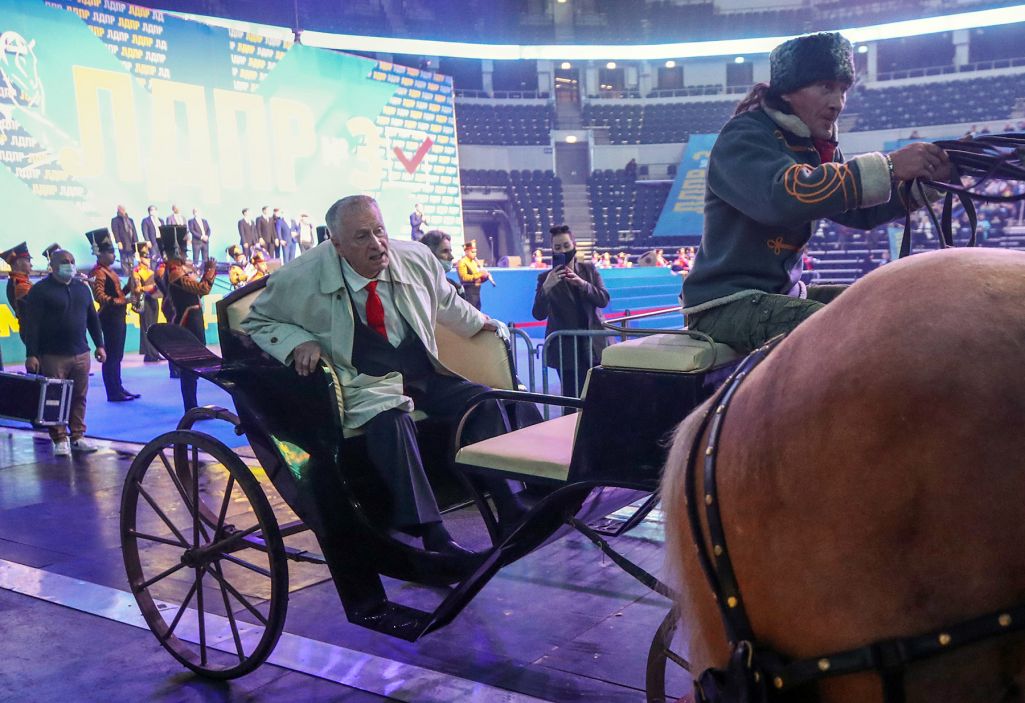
[119,276,737,697]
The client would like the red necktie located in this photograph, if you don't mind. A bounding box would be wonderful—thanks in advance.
[365,280,388,339]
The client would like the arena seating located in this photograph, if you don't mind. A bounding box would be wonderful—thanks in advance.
[845,73,1025,131]
[460,169,564,246]
[455,103,553,145]
[581,104,643,144]
[588,170,671,245]
[582,101,736,144]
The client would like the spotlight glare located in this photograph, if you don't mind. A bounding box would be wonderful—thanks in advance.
[665,60,676,68]
[606,61,617,69]
[857,44,869,53]
[561,61,572,69]
[566,135,578,143]
[734,56,745,63]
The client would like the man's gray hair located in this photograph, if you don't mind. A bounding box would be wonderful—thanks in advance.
[325,195,379,241]
[419,229,451,253]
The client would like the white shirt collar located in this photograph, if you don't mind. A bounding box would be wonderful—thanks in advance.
[340,257,390,292]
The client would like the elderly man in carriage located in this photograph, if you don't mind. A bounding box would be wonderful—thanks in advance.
[242,195,527,558]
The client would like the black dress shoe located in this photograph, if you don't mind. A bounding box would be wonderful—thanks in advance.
[422,536,478,559]
[107,394,133,402]
[120,389,141,399]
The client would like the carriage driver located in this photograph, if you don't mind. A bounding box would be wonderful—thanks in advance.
[682,32,953,353]
[243,195,527,558]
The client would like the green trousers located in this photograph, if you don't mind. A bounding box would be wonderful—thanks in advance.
[686,285,847,354]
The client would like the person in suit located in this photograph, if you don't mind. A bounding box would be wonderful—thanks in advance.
[134,241,161,362]
[256,205,276,257]
[273,208,292,262]
[188,208,212,266]
[141,205,163,251]
[166,204,186,228]
[160,225,216,412]
[88,228,139,401]
[237,208,258,255]
[531,224,610,399]
[110,205,138,272]
[243,195,525,557]
[296,213,315,254]
[409,203,426,241]
[457,239,490,310]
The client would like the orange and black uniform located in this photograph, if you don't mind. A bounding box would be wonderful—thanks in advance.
[167,259,216,410]
[134,258,160,361]
[91,263,131,400]
[6,271,32,346]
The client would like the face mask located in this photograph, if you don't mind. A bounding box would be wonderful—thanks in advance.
[440,258,453,272]
[55,263,75,281]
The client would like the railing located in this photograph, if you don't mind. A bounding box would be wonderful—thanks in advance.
[876,57,1025,82]
[455,89,551,100]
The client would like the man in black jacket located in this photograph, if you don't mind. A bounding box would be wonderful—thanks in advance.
[23,249,106,456]
[531,224,610,398]
[110,205,138,271]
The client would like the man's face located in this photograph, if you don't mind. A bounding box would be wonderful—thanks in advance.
[193,209,200,217]
[148,207,156,217]
[50,252,73,271]
[552,233,575,254]
[13,255,31,274]
[465,246,476,259]
[433,239,453,262]
[782,79,849,141]
[117,205,126,217]
[262,207,270,217]
[99,251,115,266]
[172,205,180,215]
[333,204,389,279]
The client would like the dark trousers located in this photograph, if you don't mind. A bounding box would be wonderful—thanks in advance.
[177,311,205,412]
[464,284,482,310]
[99,307,126,399]
[160,297,178,378]
[362,374,511,530]
[139,297,159,361]
[191,240,208,266]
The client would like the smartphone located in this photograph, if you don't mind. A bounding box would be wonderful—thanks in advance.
[551,251,569,269]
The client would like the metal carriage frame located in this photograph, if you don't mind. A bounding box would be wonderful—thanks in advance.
[119,275,731,698]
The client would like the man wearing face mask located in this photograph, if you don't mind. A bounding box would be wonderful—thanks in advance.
[531,224,610,399]
[682,32,953,353]
[22,249,106,456]
[419,229,464,299]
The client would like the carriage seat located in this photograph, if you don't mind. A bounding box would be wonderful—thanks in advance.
[455,412,578,482]
[221,280,519,437]
[600,332,739,373]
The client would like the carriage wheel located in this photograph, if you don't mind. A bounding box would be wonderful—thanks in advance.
[121,430,288,679]
[645,607,691,703]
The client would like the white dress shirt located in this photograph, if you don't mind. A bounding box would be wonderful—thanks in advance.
[340,258,409,347]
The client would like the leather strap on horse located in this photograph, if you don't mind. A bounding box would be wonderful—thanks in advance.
[683,335,1025,703]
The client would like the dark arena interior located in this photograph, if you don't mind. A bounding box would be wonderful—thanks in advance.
[3,1,1025,701]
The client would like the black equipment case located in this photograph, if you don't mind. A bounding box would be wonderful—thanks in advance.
[0,372,73,426]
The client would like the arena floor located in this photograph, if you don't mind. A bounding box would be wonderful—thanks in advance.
[0,360,688,702]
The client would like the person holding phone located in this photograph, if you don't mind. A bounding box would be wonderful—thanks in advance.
[531,224,610,399]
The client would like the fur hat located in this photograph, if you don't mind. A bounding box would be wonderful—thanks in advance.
[769,32,855,95]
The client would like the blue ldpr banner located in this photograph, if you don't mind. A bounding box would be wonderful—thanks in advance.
[652,133,718,239]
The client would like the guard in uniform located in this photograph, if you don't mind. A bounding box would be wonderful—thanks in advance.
[160,224,216,412]
[153,256,178,378]
[227,244,249,289]
[248,250,269,282]
[457,239,490,310]
[88,228,139,401]
[134,242,161,362]
[2,242,33,352]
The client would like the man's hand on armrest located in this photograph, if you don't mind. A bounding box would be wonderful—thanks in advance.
[293,340,323,376]
[481,319,510,343]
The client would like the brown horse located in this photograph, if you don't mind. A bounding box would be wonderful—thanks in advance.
[662,247,1025,702]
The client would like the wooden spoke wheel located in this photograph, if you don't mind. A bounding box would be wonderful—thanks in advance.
[121,430,288,679]
[646,607,692,703]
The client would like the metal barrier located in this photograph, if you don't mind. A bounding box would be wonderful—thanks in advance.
[508,324,537,392]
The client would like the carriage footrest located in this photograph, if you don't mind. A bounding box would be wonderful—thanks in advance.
[587,517,626,536]
[350,601,436,642]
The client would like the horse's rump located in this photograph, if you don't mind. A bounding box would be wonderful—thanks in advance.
[663,248,1025,702]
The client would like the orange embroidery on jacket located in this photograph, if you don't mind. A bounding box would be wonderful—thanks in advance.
[783,162,853,206]
[767,237,800,255]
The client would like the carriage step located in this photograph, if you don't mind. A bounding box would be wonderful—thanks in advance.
[587,517,628,536]
[350,601,435,642]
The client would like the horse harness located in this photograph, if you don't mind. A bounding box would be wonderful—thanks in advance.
[685,336,1025,703]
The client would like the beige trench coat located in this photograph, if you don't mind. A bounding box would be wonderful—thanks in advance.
[242,239,486,429]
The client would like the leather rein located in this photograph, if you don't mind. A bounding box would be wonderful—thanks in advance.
[684,337,1025,702]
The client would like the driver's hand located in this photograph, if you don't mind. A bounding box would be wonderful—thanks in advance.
[293,340,322,376]
[94,347,107,363]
